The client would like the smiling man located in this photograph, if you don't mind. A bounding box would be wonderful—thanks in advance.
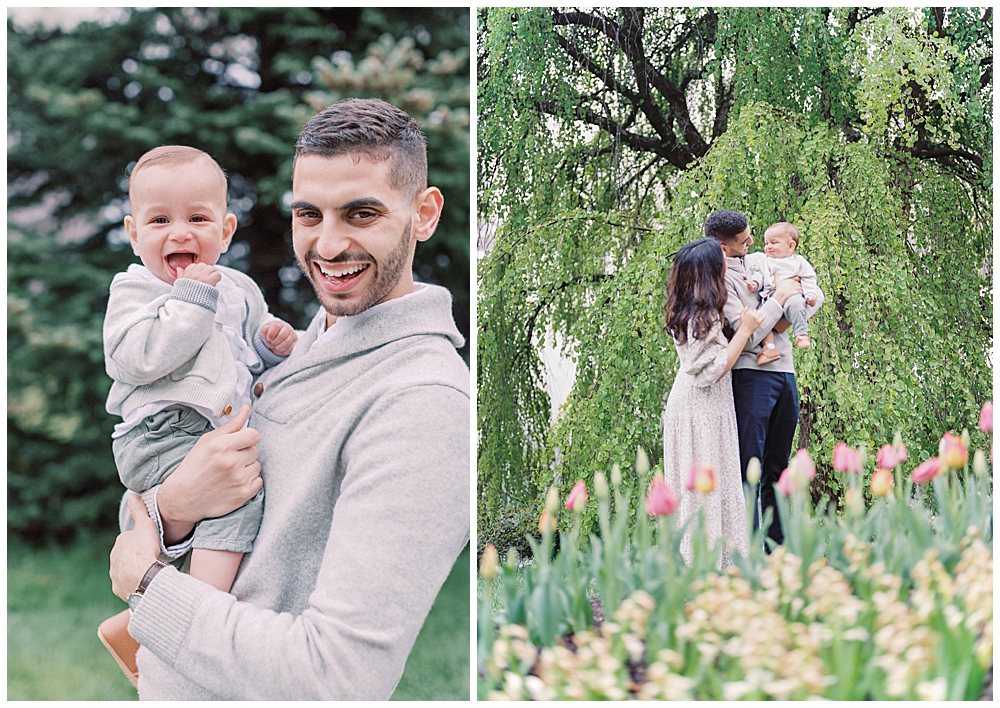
[108,98,470,700]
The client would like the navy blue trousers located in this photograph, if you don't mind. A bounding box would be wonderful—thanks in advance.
[731,369,799,548]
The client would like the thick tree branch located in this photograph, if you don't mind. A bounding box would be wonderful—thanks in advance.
[932,7,946,37]
[553,10,622,45]
[552,31,639,103]
[534,98,697,169]
[911,145,984,170]
[618,8,680,148]
[554,8,710,158]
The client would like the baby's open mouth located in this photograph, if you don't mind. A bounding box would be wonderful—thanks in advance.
[166,253,197,277]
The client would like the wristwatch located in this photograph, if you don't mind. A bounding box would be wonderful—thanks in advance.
[127,559,169,612]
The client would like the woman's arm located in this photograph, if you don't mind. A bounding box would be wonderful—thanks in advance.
[716,307,765,381]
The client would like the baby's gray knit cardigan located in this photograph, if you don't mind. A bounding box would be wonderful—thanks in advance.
[128,283,470,700]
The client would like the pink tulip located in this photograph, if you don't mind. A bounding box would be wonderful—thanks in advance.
[895,441,907,463]
[980,402,993,433]
[775,467,797,495]
[832,443,861,474]
[685,461,717,494]
[646,478,679,517]
[875,444,898,470]
[870,468,894,496]
[911,457,942,484]
[939,432,968,469]
[788,449,816,480]
[564,480,587,512]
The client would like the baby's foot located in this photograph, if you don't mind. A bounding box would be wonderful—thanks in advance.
[757,343,781,365]
[795,335,811,349]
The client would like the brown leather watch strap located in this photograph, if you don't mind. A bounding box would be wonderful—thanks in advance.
[134,559,169,597]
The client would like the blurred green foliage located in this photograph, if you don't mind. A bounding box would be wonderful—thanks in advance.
[8,8,470,542]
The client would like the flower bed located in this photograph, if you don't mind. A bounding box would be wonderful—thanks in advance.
[478,405,993,700]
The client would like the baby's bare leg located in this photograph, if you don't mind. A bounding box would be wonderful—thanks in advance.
[189,548,244,592]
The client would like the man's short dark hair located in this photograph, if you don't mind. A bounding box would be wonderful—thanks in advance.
[295,98,427,200]
[704,209,749,244]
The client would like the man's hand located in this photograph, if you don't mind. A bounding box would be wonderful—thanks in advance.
[177,262,222,287]
[110,494,162,601]
[772,275,803,305]
[157,405,263,544]
[260,321,297,357]
[806,295,816,307]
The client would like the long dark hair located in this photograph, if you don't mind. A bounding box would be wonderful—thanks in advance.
[664,237,730,344]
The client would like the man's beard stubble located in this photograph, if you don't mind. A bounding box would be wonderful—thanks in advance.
[298,221,412,318]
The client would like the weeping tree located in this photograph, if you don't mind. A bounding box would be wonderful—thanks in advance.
[477,7,992,547]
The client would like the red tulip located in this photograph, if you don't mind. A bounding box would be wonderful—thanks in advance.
[939,432,968,469]
[875,444,898,470]
[646,478,679,516]
[832,443,861,474]
[911,457,942,484]
[980,402,993,433]
[685,462,716,494]
[895,441,907,463]
[870,468,894,496]
[564,480,587,512]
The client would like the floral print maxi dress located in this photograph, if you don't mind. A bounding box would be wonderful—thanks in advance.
[662,321,750,568]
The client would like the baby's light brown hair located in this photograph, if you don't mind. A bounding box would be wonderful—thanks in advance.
[128,145,228,206]
[765,221,801,249]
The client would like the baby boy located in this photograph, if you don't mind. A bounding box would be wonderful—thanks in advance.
[98,145,296,684]
[744,222,822,365]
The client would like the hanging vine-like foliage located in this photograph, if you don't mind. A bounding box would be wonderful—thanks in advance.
[477,7,992,550]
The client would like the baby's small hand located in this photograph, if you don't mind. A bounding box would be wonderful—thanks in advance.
[260,321,297,357]
[806,295,816,307]
[747,280,759,292]
[177,262,221,286]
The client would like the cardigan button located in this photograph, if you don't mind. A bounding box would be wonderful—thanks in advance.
[222,404,233,415]
[253,383,264,397]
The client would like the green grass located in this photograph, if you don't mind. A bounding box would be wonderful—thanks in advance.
[7,532,138,700]
[7,535,470,700]
[391,544,471,700]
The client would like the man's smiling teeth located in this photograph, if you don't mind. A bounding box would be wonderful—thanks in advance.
[319,263,368,278]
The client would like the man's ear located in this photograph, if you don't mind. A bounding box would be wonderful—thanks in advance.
[221,213,237,252]
[124,215,139,255]
[411,187,444,243]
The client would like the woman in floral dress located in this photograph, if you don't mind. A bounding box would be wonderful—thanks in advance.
[662,237,763,567]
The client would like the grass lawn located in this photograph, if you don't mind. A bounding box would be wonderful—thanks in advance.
[7,535,470,700]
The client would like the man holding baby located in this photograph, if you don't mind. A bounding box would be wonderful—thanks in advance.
[108,98,470,700]
[705,209,824,549]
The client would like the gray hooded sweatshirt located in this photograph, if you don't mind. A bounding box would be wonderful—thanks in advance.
[128,283,470,700]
